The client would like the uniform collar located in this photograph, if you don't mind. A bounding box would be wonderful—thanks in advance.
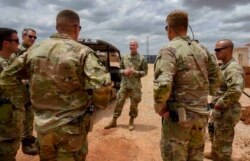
[50,33,72,40]
[20,43,29,50]
[0,52,9,59]
[172,36,191,42]
[128,53,139,59]
[220,58,235,70]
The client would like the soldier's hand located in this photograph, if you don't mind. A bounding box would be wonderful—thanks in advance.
[154,103,169,118]
[124,68,131,76]
[214,102,222,110]
[129,68,137,75]
[160,109,169,119]
[214,104,221,110]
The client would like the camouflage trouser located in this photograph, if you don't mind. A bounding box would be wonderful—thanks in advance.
[209,106,241,161]
[113,87,142,118]
[36,113,91,161]
[0,136,21,161]
[0,108,24,161]
[161,112,208,161]
[22,102,34,139]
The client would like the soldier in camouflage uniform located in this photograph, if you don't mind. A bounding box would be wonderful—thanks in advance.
[153,10,222,161]
[0,10,111,161]
[0,28,25,161]
[105,39,148,131]
[205,39,245,161]
[17,28,38,155]
[19,28,37,52]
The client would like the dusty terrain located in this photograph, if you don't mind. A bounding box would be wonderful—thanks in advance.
[16,64,250,161]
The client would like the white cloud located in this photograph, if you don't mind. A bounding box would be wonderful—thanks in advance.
[0,0,249,54]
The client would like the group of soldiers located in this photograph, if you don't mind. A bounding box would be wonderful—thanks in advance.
[0,27,38,159]
[153,10,244,161]
[0,8,245,161]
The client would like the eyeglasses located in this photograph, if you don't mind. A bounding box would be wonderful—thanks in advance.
[5,39,19,44]
[28,35,37,39]
[165,25,168,31]
[214,46,231,52]
[74,24,82,30]
[165,25,172,31]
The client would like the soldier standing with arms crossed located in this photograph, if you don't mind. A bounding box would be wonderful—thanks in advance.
[205,39,245,161]
[105,39,148,131]
[0,28,25,161]
[154,10,222,161]
[0,9,111,161]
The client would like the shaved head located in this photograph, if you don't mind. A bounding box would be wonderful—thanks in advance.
[55,9,81,40]
[56,9,80,32]
[216,39,234,49]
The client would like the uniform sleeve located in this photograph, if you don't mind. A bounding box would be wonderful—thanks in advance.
[216,65,245,109]
[134,56,148,77]
[206,51,222,96]
[119,57,125,74]
[84,50,111,89]
[0,53,27,86]
[0,53,28,111]
[154,47,175,107]
[83,50,112,109]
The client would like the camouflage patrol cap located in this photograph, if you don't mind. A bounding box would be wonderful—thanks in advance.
[166,10,188,30]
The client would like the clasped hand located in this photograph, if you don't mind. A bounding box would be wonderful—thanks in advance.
[123,67,136,77]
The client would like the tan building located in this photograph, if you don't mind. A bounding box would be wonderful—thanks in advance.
[233,45,250,66]
[233,44,250,87]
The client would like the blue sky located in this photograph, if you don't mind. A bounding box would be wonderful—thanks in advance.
[1,0,250,55]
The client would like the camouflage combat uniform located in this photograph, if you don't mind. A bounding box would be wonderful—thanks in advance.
[0,55,25,161]
[209,58,244,161]
[0,33,111,161]
[17,43,35,144]
[113,53,148,118]
[154,36,221,161]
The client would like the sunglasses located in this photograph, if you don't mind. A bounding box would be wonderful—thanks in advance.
[214,46,231,52]
[6,39,19,44]
[28,35,37,39]
[73,24,82,30]
[165,25,168,31]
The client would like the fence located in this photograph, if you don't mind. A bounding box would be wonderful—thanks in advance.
[144,55,157,64]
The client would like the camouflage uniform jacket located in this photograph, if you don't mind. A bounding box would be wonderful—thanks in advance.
[212,58,245,109]
[154,36,222,115]
[0,33,111,134]
[0,55,26,110]
[119,53,148,89]
[0,55,13,70]
[0,55,15,103]
[0,55,25,140]
[9,43,28,63]
[18,43,28,52]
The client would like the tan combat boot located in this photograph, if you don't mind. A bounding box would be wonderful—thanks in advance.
[128,117,135,131]
[104,117,117,129]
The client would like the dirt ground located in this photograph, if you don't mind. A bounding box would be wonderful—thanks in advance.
[16,64,250,161]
